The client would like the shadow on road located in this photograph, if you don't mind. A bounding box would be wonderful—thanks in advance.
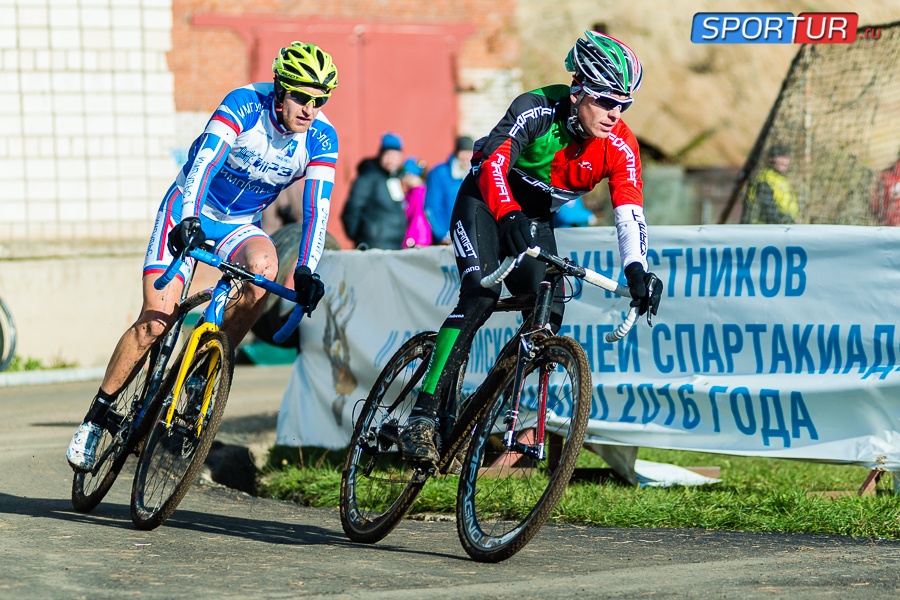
[0,491,343,546]
[0,491,467,560]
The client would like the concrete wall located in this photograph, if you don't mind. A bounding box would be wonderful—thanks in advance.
[0,252,227,368]
[0,255,144,368]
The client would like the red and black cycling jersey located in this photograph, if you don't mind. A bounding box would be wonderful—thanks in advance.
[472,84,643,221]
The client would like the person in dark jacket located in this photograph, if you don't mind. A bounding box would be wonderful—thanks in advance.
[341,133,407,249]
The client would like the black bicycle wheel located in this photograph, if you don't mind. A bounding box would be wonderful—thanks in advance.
[339,331,436,543]
[130,331,234,530]
[0,297,16,372]
[456,335,591,562]
[71,344,161,513]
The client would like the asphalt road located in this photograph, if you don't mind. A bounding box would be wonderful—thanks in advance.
[2,366,899,599]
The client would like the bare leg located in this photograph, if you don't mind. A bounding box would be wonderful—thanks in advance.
[98,273,184,396]
[220,236,278,345]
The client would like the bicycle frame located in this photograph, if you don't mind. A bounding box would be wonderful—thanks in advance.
[154,246,305,435]
[164,278,230,435]
[435,246,638,471]
[496,280,560,462]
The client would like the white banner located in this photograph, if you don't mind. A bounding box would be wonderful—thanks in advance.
[277,225,900,471]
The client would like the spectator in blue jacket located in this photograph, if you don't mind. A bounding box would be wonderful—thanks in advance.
[424,135,474,244]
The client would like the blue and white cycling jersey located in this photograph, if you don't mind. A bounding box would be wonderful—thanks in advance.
[175,82,338,270]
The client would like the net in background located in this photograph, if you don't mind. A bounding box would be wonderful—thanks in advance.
[723,22,900,225]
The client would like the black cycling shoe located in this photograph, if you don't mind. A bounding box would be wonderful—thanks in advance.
[400,420,439,465]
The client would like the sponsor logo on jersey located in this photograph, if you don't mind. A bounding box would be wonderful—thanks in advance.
[308,125,333,151]
[220,170,274,194]
[462,265,481,277]
[282,140,298,158]
[509,106,554,137]
[490,154,511,203]
[609,133,638,185]
[452,221,477,258]
[632,207,648,255]
[517,170,582,203]
[235,101,263,120]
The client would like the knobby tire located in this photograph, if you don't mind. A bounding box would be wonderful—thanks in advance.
[456,335,591,562]
[339,331,436,543]
[0,297,16,372]
[130,331,234,530]
[71,344,162,513]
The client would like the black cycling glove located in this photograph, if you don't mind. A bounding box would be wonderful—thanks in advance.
[624,262,663,322]
[167,216,206,256]
[294,265,325,317]
[497,211,534,256]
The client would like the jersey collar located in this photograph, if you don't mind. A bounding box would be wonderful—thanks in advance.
[268,94,290,135]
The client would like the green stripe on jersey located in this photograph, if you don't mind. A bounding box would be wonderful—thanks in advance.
[514,85,574,185]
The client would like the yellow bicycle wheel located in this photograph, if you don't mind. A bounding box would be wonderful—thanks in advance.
[130,330,234,530]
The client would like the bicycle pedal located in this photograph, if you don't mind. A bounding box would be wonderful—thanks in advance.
[409,465,434,482]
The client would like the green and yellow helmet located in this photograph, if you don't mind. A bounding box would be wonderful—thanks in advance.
[272,41,338,93]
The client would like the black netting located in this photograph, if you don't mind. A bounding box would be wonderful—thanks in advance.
[722,22,900,225]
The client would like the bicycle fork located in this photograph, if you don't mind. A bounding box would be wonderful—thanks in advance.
[166,321,220,435]
[164,275,230,435]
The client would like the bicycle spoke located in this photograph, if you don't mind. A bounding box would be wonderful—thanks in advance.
[340,332,435,543]
[457,336,591,562]
[131,332,233,530]
[72,345,159,513]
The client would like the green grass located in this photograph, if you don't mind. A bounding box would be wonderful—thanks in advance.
[259,445,900,539]
[1,354,78,372]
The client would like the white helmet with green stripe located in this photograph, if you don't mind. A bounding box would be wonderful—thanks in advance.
[565,31,642,96]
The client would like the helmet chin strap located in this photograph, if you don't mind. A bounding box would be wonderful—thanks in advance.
[273,78,287,126]
[566,89,590,140]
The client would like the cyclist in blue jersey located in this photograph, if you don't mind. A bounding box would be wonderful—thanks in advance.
[67,42,340,471]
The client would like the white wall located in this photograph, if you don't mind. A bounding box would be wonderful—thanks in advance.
[0,0,177,251]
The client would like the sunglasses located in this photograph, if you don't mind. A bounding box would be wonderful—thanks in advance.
[288,89,330,108]
[584,88,633,113]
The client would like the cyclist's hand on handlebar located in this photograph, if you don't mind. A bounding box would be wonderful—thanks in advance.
[625,263,663,319]
[498,210,534,256]
[167,216,206,256]
[293,265,325,317]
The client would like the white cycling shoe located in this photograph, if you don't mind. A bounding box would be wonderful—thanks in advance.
[66,422,103,472]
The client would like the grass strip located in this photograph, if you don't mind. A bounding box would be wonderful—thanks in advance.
[259,446,900,539]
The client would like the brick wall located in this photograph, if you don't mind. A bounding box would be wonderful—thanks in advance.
[172,0,519,112]
[0,0,177,254]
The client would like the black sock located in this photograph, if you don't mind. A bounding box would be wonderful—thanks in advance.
[409,392,440,424]
[84,388,116,424]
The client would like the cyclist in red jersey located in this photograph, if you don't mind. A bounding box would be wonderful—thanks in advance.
[400,31,662,464]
